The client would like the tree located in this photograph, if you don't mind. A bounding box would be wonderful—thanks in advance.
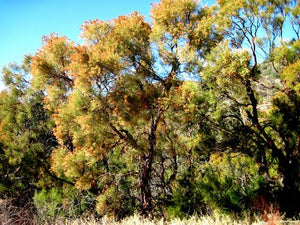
[191,0,299,216]
[0,57,63,204]
[2,0,297,218]
[30,0,221,217]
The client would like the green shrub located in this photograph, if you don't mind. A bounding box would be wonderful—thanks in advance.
[33,186,95,222]
[167,165,206,219]
[199,153,265,214]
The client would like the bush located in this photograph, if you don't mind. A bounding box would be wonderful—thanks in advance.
[167,165,206,219]
[33,186,95,223]
[199,153,265,214]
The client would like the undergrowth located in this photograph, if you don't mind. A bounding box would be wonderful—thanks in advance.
[1,197,299,225]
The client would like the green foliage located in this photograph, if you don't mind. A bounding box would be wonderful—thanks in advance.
[0,0,299,220]
[0,58,60,205]
[96,178,137,219]
[33,186,95,221]
[34,188,63,218]
[167,166,205,219]
[199,153,265,214]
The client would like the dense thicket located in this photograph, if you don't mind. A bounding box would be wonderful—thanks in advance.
[0,0,299,221]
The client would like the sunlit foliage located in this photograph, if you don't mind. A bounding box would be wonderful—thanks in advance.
[0,0,299,220]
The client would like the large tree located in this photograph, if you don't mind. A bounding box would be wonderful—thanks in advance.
[30,0,220,217]
[189,0,300,216]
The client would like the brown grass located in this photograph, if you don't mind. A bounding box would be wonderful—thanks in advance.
[56,213,299,225]
[1,197,299,225]
[0,197,35,225]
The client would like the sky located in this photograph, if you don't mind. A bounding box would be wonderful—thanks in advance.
[0,0,169,90]
[0,0,156,73]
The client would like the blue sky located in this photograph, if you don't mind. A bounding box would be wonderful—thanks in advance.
[0,0,156,74]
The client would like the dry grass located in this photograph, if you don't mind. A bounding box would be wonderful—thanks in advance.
[1,198,299,225]
[0,198,35,225]
[55,214,300,225]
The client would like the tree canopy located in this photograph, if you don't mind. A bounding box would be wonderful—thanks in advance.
[0,0,299,220]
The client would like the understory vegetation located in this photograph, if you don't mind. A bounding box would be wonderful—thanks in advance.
[0,0,299,224]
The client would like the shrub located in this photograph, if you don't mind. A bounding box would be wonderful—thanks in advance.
[199,153,265,215]
[33,186,95,223]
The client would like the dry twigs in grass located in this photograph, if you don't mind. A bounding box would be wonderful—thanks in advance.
[0,197,35,225]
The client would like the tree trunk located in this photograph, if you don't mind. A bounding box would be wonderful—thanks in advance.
[278,157,300,217]
[140,113,160,216]
[140,151,153,216]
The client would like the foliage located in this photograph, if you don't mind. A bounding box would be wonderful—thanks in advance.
[0,0,299,221]
[199,153,265,214]
[33,186,95,222]
[0,57,60,204]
